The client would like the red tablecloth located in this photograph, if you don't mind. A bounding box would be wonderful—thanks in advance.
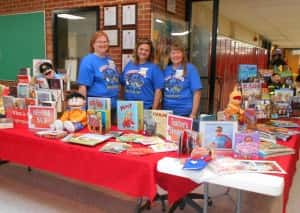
[0,124,177,200]
[156,135,300,213]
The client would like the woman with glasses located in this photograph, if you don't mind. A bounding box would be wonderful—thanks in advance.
[77,31,120,122]
[120,38,164,109]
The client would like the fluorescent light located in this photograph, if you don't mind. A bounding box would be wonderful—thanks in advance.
[171,31,189,36]
[155,19,164,24]
[57,14,85,20]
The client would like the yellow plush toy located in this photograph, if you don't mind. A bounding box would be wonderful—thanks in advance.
[224,85,244,123]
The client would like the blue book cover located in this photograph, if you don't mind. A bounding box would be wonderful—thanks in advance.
[117,100,143,131]
[238,64,258,82]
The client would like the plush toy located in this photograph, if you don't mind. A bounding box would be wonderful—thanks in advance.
[52,92,87,132]
[224,85,244,123]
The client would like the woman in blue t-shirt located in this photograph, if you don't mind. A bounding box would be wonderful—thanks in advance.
[120,39,164,109]
[77,31,120,108]
[163,42,202,118]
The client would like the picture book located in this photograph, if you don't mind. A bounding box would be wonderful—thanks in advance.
[36,89,53,105]
[273,89,294,103]
[126,147,154,156]
[33,59,52,76]
[117,100,144,131]
[238,64,258,82]
[17,83,30,98]
[35,130,67,139]
[36,77,49,89]
[208,157,245,175]
[239,160,286,174]
[259,141,295,158]
[244,108,256,129]
[48,78,63,90]
[241,82,261,100]
[178,129,201,156]
[87,97,111,111]
[199,121,238,150]
[62,133,112,146]
[100,142,131,154]
[87,110,103,133]
[144,109,173,138]
[166,114,193,143]
[150,142,178,153]
[106,130,123,138]
[28,105,56,129]
[17,67,31,83]
[234,131,260,159]
[0,118,14,129]
[98,109,111,131]
[3,97,28,124]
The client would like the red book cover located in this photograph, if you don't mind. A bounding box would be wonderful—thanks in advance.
[28,106,56,129]
[166,114,193,143]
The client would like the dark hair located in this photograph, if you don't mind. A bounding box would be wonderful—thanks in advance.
[66,92,86,101]
[132,38,154,64]
[89,31,109,53]
[39,62,54,74]
[296,75,300,82]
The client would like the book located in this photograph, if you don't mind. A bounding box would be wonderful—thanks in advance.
[17,67,31,83]
[259,141,295,158]
[98,109,111,131]
[241,82,261,100]
[47,78,63,90]
[0,118,14,129]
[238,64,258,82]
[166,114,193,143]
[239,160,286,174]
[117,100,144,131]
[106,130,123,138]
[17,83,30,98]
[116,133,164,145]
[32,59,52,77]
[36,89,53,105]
[234,131,260,159]
[62,133,112,146]
[208,157,245,175]
[3,97,28,124]
[126,147,154,155]
[100,142,131,154]
[150,142,178,153]
[35,130,67,139]
[269,119,300,128]
[87,110,103,133]
[36,77,49,89]
[144,109,173,138]
[87,97,111,111]
[28,105,57,129]
[273,89,294,103]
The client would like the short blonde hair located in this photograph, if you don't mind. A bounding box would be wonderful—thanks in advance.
[89,31,110,53]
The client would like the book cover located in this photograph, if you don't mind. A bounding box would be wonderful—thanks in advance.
[144,109,173,138]
[17,83,30,98]
[259,141,295,158]
[208,157,245,175]
[238,64,258,82]
[273,89,294,103]
[234,131,260,159]
[241,82,261,100]
[32,59,52,76]
[0,118,14,129]
[87,97,111,111]
[62,133,112,146]
[87,110,103,133]
[35,130,67,139]
[36,89,53,105]
[98,109,111,131]
[47,78,63,90]
[4,97,28,124]
[100,142,131,154]
[36,77,49,89]
[28,105,57,129]
[117,100,144,131]
[166,114,193,143]
[239,160,286,174]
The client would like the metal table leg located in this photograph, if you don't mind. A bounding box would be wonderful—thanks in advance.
[236,189,241,213]
[203,183,209,213]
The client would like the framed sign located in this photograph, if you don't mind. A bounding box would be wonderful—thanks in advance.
[122,4,136,26]
[122,29,136,50]
[166,0,176,13]
[122,53,133,71]
[104,29,119,46]
[104,6,117,27]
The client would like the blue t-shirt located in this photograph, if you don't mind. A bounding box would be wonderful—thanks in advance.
[77,53,120,108]
[163,63,202,116]
[120,61,164,109]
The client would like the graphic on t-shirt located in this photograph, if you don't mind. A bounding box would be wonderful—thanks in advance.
[164,76,183,98]
[125,69,146,94]
[99,61,119,89]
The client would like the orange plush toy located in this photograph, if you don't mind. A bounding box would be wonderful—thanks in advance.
[224,85,244,123]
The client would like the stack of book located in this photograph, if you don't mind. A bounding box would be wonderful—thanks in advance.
[259,141,295,158]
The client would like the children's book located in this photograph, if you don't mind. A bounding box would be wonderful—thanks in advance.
[208,157,245,175]
[238,64,258,82]
[98,109,111,131]
[28,105,56,129]
[87,110,103,133]
[241,82,261,100]
[117,100,144,131]
[273,89,294,103]
[62,133,112,146]
[48,78,63,90]
[17,83,30,98]
[234,131,260,159]
[36,89,53,105]
[144,109,173,138]
[100,142,131,154]
[166,114,193,143]
[35,130,67,139]
[238,160,286,174]
[0,118,14,129]
[126,147,154,155]
[32,59,52,77]
[87,97,111,111]
[259,141,295,158]
[36,77,49,89]
[150,142,178,153]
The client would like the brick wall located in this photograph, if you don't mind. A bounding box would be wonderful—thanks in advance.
[0,0,186,70]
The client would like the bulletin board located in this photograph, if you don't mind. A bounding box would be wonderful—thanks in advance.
[0,11,45,80]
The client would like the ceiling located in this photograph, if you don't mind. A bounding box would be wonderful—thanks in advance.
[202,0,300,48]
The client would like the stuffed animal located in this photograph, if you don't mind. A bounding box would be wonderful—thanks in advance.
[51,92,87,132]
[224,85,244,123]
